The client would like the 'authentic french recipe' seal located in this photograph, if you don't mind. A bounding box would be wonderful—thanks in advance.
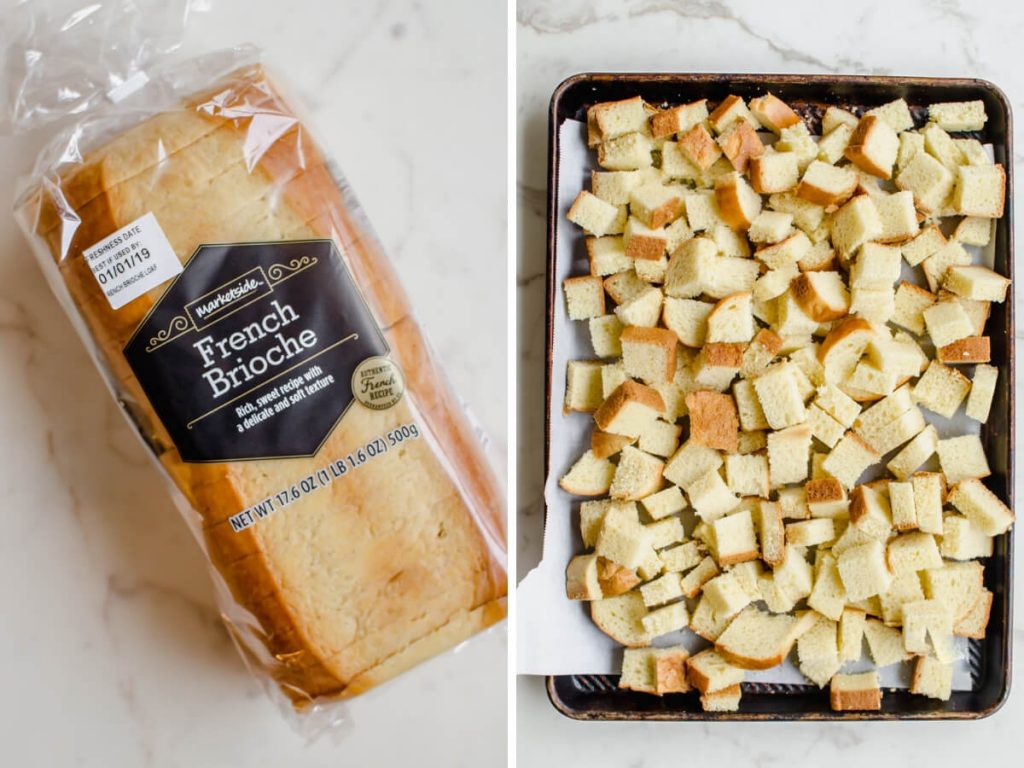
[352,356,405,410]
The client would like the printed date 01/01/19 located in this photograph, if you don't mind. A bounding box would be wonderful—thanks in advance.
[95,247,152,285]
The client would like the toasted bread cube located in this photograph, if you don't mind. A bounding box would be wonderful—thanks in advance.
[837,540,892,602]
[902,599,954,662]
[849,484,893,541]
[687,390,740,452]
[636,419,681,460]
[923,299,974,348]
[586,236,631,277]
[682,190,721,232]
[566,554,605,601]
[798,160,858,206]
[896,151,954,214]
[787,518,836,548]
[706,292,755,344]
[830,195,883,256]
[594,380,664,438]
[912,472,945,536]
[610,445,665,501]
[749,150,800,194]
[568,190,622,236]
[767,424,813,487]
[591,430,634,460]
[817,123,854,165]
[598,131,654,171]
[753,364,808,430]
[912,360,970,418]
[623,216,668,261]
[708,94,761,133]
[940,514,994,561]
[715,172,762,231]
[560,450,615,496]
[689,469,740,522]
[651,99,709,138]
[640,486,687,521]
[805,477,848,518]
[564,360,604,413]
[604,270,649,305]
[799,240,836,272]
[749,92,801,133]
[664,236,717,298]
[790,271,850,322]
[845,115,899,178]
[664,439,723,490]
[740,329,783,380]
[717,120,764,173]
[944,265,1011,304]
[965,364,998,422]
[661,298,711,351]
[822,432,879,490]
[600,362,628,399]
[693,342,745,392]
[659,540,703,573]
[678,123,723,171]
[629,183,684,229]
[620,326,677,385]
[687,648,745,694]
[725,453,770,498]
[748,210,795,244]
[592,96,649,139]
[948,478,1013,535]
[737,430,768,455]
[937,336,991,365]
[563,275,606,320]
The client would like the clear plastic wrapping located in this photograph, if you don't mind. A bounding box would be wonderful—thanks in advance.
[8,2,506,734]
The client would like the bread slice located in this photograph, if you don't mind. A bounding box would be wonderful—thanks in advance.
[590,591,651,647]
[947,478,1014,535]
[830,671,882,711]
[715,606,816,670]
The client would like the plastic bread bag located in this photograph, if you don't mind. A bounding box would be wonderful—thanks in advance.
[5,0,507,735]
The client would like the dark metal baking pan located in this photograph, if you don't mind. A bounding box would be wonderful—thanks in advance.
[543,72,1014,721]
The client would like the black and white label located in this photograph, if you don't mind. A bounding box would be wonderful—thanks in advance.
[83,212,183,309]
[123,239,391,462]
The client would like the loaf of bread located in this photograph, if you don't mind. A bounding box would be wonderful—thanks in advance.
[18,64,506,706]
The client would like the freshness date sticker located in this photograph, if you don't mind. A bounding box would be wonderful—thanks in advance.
[83,212,183,309]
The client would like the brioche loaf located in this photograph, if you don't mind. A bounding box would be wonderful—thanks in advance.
[21,65,506,706]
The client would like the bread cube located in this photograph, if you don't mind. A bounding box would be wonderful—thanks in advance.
[598,131,654,170]
[588,314,625,358]
[686,648,745,694]
[814,383,861,427]
[897,130,925,169]
[940,514,994,561]
[965,364,998,422]
[955,589,994,639]
[838,608,867,662]
[830,195,883,256]
[563,275,606,320]
[663,439,722,490]
[888,480,917,530]
[922,240,971,292]
[866,98,914,132]
[686,390,740,452]
[717,120,764,173]
[637,418,682,459]
[912,472,945,536]
[688,469,740,522]
[565,554,604,600]
[693,342,745,391]
[798,160,858,206]
[937,336,990,365]
[845,115,899,178]
[640,572,685,608]
[944,265,1011,303]
[787,518,836,547]
[651,99,709,138]
[725,453,770,498]
[749,150,800,194]
[610,445,665,501]
[579,499,612,547]
[715,171,762,230]
[821,432,879,490]
[921,121,965,169]
[620,326,677,385]
[641,601,690,637]
[753,364,807,430]
[901,224,947,267]
[953,216,993,247]
[659,540,703,572]
[863,618,910,667]
[902,599,954,662]
[837,540,892,602]
[896,151,954,214]
[912,360,970,418]
[790,271,850,323]
[776,121,818,171]
[892,281,936,335]
[923,299,974,348]
[816,123,854,165]
[947,477,1013,535]
[568,190,623,236]
[849,484,893,541]
[936,434,991,485]
[594,502,652,569]
[928,99,987,132]
[681,555,720,598]
[767,424,813,487]
[564,359,604,413]
[559,450,615,496]
[749,92,801,132]
[911,656,953,702]
[706,292,755,344]
[887,532,942,576]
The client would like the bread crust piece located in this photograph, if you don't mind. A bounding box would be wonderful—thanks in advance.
[830,677,882,711]
[32,65,506,706]
[937,336,990,364]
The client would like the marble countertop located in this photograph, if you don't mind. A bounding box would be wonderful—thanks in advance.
[0,0,506,765]
[516,0,1023,764]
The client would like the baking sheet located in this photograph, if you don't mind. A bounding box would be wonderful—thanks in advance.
[518,116,994,691]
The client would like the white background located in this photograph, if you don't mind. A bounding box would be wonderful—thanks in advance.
[517,0,1023,765]
[0,0,506,765]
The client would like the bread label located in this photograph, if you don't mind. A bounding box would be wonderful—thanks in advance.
[82,212,183,310]
[123,239,389,462]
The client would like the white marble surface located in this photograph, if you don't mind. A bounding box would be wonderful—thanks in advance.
[517,0,1023,764]
[0,0,506,765]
